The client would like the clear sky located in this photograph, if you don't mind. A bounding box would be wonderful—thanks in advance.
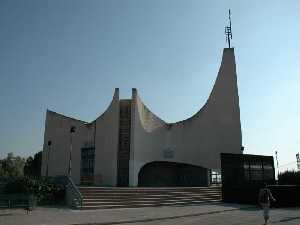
[0,0,299,172]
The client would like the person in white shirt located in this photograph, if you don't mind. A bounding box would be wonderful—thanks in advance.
[258,183,276,225]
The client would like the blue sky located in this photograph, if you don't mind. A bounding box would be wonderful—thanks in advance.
[0,1,299,171]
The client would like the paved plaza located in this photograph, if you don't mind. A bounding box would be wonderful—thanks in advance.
[0,203,299,225]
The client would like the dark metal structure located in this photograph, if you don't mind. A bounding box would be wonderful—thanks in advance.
[221,153,275,185]
[225,9,233,48]
[221,153,275,204]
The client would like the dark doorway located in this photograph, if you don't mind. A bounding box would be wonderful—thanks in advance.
[80,147,95,185]
[138,161,209,187]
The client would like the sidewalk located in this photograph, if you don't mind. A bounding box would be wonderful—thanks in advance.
[0,203,299,225]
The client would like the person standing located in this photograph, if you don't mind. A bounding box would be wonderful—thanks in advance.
[258,183,276,225]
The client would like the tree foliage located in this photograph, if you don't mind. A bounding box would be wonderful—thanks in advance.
[4,177,65,204]
[278,170,300,185]
[23,151,42,177]
[0,153,25,177]
[0,151,42,178]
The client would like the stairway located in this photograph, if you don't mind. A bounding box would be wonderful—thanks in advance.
[78,186,222,210]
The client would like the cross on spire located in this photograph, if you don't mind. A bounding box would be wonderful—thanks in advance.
[225,9,233,48]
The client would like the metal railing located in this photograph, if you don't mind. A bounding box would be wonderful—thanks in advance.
[0,194,36,209]
[65,176,82,209]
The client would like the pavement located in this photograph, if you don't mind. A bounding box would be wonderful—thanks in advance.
[0,203,299,225]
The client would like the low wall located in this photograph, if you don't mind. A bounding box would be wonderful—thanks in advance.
[222,184,300,207]
[222,184,261,205]
[269,185,300,207]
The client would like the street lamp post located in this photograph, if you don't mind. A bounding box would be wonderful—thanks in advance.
[46,140,52,177]
[275,151,279,181]
[68,126,76,177]
[296,153,300,171]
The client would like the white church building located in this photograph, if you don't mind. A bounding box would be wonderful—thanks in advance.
[41,48,242,187]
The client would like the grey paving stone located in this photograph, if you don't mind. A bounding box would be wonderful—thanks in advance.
[0,203,299,225]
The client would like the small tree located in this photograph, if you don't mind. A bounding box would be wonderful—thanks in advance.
[0,153,25,177]
[278,170,300,185]
[24,156,34,177]
[23,151,42,177]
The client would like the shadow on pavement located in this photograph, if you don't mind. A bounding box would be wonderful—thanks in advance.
[273,216,300,223]
[71,205,255,225]
[0,213,12,217]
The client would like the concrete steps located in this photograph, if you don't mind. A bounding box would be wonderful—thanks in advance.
[77,186,222,210]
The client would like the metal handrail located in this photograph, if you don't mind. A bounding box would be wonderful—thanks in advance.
[65,176,82,208]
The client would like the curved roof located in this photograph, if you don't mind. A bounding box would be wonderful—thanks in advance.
[134,48,237,128]
[47,88,119,125]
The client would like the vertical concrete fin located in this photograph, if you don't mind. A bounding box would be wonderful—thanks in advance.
[113,88,119,100]
[208,48,239,107]
[204,47,242,150]
[94,88,120,186]
[129,88,138,186]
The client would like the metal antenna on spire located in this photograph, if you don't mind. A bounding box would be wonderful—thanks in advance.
[225,9,233,48]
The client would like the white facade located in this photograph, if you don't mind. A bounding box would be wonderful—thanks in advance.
[41,48,242,186]
[41,90,120,186]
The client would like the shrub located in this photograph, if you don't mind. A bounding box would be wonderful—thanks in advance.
[4,177,28,193]
[4,177,65,204]
[278,171,300,185]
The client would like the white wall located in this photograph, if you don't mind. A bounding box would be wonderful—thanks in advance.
[41,89,120,186]
[41,110,92,184]
[93,89,120,186]
[129,48,242,186]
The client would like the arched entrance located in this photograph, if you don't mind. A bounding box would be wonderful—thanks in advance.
[138,161,209,187]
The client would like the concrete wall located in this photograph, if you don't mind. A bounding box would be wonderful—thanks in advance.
[129,48,242,186]
[41,89,119,186]
[41,110,92,184]
[93,89,120,186]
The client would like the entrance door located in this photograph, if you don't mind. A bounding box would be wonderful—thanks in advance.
[80,147,95,185]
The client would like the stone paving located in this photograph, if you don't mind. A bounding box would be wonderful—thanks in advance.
[0,203,299,225]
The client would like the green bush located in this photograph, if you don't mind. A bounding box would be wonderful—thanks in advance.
[278,171,300,185]
[4,177,65,204]
[4,177,28,193]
